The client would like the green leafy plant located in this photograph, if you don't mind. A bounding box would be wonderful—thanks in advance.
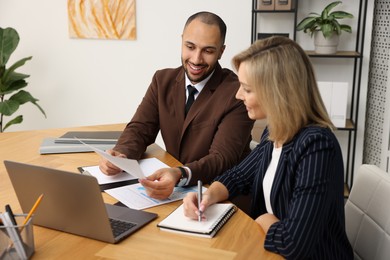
[0,27,46,132]
[296,1,354,38]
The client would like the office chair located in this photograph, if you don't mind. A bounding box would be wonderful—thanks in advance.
[344,164,390,260]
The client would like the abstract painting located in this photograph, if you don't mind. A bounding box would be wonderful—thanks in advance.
[68,0,136,40]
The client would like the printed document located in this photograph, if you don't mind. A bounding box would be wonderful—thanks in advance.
[105,184,203,210]
[81,158,168,185]
[78,139,146,178]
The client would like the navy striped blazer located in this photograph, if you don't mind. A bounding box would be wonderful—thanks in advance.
[215,126,353,259]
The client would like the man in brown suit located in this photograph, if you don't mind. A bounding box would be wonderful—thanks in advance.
[99,11,254,199]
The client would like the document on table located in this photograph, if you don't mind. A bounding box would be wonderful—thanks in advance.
[80,158,168,185]
[78,139,199,209]
[105,184,203,210]
[78,139,147,179]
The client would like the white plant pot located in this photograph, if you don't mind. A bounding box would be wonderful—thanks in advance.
[314,31,340,54]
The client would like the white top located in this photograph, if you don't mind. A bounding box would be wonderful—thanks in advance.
[263,144,282,214]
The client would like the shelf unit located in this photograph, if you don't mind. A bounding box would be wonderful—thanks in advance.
[251,0,299,43]
[251,0,368,194]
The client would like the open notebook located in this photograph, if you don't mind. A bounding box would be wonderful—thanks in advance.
[157,203,236,238]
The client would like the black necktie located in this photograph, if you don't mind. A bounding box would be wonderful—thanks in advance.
[185,85,198,116]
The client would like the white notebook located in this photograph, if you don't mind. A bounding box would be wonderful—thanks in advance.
[157,203,236,238]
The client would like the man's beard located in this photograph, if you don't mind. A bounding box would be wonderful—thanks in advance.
[182,60,215,84]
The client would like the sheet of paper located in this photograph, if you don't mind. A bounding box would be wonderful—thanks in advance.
[105,184,204,210]
[82,158,169,185]
[83,165,136,184]
[78,139,146,179]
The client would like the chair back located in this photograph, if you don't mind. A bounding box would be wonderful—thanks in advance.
[345,164,390,260]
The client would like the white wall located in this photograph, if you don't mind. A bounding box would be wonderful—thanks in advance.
[0,0,251,132]
[1,0,373,182]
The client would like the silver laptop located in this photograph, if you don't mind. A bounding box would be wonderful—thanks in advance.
[4,160,157,244]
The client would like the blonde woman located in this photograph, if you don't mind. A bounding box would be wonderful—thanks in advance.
[183,36,353,259]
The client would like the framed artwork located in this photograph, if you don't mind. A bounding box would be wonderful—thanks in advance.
[68,0,136,40]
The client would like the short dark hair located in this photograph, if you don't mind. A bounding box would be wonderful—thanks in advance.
[184,11,227,44]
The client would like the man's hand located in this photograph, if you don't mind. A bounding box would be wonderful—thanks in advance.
[98,149,126,175]
[139,168,182,200]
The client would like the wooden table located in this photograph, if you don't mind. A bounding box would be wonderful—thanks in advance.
[0,124,282,259]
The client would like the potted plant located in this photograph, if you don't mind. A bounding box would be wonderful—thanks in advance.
[0,27,46,132]
[296,1,354,54]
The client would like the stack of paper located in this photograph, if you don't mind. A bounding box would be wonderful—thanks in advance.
[39,131,122,154]
[80,141,201,210]
[318,81,349,128]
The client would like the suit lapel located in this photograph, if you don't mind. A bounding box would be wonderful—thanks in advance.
[174,70,186,132]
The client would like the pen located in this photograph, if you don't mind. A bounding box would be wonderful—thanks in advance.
[197,180,202,222]
[4,204,28,258]
[21,193,44,229]
[7,193,44,253]
[5,205,17,226]
[6,194,43,254]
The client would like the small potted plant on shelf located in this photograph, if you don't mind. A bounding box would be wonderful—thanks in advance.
[296,1,354,54]
[0,27,46,132]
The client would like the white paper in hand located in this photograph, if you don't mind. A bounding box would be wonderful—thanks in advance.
[77,139,145,179]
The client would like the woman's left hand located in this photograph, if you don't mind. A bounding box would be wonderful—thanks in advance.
[255,213,279,233]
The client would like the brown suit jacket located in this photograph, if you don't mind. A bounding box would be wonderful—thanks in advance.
[114,63,254,185]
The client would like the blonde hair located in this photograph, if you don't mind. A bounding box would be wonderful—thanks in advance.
[232,36,334,143]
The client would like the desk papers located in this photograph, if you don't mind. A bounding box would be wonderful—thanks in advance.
[81,158,168,185]
[79,140,146,178]
[39,138,115,154]
[80,140,198,210]
[57,131,121,144]
[39,131,121,154]
[105,184,200,210]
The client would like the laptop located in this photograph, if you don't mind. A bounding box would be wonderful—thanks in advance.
[4,160,157,244]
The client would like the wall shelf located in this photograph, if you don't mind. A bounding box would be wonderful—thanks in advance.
[251,0,299,43]
[251,0,368,191]
[305,50,361,58]
[253,9,297,13]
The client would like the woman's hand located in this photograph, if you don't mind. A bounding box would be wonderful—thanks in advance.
[182,181,229,220]
[182,192,212,220]
[255,213,279,233]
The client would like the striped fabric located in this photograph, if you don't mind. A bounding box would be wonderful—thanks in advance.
[215,126,353,259]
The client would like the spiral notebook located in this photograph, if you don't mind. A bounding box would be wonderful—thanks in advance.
[157,203,236,238]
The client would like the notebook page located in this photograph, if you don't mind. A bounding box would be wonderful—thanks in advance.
[158,203,235,234]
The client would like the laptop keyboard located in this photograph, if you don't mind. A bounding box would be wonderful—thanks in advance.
[109,218,137,237]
